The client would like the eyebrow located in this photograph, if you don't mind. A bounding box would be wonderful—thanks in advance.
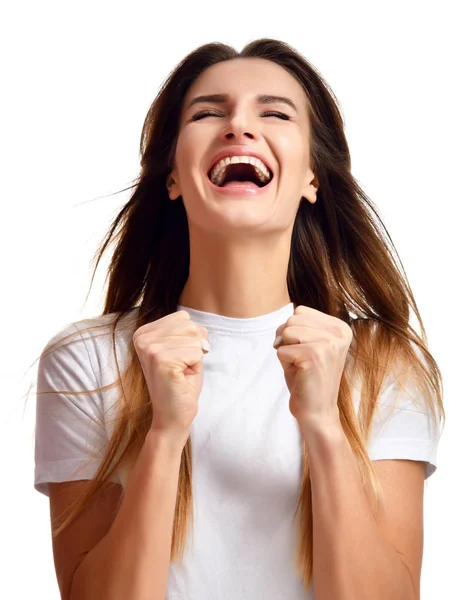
[187,93,298,113]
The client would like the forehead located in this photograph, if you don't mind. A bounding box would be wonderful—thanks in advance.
[183,57,308,111]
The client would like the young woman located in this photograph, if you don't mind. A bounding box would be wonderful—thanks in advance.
[34,38,444,600]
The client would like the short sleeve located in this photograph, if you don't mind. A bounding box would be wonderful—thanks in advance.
[34,324,121,497]
[365,372,441,480]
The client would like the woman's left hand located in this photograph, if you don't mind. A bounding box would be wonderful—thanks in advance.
[274,305,353,426]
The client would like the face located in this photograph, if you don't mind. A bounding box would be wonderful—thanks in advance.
[166,57,318,237]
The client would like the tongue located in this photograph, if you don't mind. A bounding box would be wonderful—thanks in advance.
[221,181,260,189]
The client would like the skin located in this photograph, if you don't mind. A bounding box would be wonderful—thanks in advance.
[166,57,318,319]
[165,60,423,600]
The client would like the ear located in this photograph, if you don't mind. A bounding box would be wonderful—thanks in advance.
[301,169,318,205]
[166,170,182,201]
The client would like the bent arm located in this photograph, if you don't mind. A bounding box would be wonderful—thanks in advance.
[70,431,185,600]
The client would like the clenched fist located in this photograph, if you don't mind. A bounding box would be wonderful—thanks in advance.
[133,309,210,445]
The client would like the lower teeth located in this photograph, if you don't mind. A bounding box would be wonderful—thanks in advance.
[219,180,265,188]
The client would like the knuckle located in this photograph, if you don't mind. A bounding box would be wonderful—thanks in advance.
[133,333,145,350]
[335,320,352,339]
[187,321,199,334]
[328,337,339,351]
[149,341,164,354]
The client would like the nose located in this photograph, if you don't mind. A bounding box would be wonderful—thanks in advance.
[223,129,255,142]
[220,110,259,142]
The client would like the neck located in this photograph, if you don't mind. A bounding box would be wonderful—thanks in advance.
[178,228,293,318]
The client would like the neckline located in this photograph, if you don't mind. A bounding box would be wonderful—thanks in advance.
[176,302,294,334]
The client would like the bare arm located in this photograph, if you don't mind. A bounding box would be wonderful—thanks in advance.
[70,430,185,600]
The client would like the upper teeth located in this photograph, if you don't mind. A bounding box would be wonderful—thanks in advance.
[209,155,271,186]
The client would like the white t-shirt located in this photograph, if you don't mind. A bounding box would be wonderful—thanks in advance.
[34,302,440,599]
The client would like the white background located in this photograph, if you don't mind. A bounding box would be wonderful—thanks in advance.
[1,0,470,598]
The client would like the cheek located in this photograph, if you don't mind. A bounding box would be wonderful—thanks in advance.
[175,130,211,183]
[278,131,307,172]
[173,142,198,187]
[174,134,190,166]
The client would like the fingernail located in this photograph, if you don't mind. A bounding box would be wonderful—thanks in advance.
[201,338,211,352]
[273,335,283,348]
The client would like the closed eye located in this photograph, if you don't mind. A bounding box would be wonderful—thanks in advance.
[191,110,291,121]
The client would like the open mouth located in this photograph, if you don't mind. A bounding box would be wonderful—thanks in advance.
[207,162,273,188]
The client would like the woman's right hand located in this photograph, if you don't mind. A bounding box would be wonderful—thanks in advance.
[132,309,210,444]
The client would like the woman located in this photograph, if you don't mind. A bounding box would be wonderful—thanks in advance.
[34,38,444,599]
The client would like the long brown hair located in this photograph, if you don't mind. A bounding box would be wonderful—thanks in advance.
[37,38,445,592]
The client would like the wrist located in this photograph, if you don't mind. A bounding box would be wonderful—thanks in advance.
[146,425,189,455]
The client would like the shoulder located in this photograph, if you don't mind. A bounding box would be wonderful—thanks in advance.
[38,308,139,387]
[42,308,139,352]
